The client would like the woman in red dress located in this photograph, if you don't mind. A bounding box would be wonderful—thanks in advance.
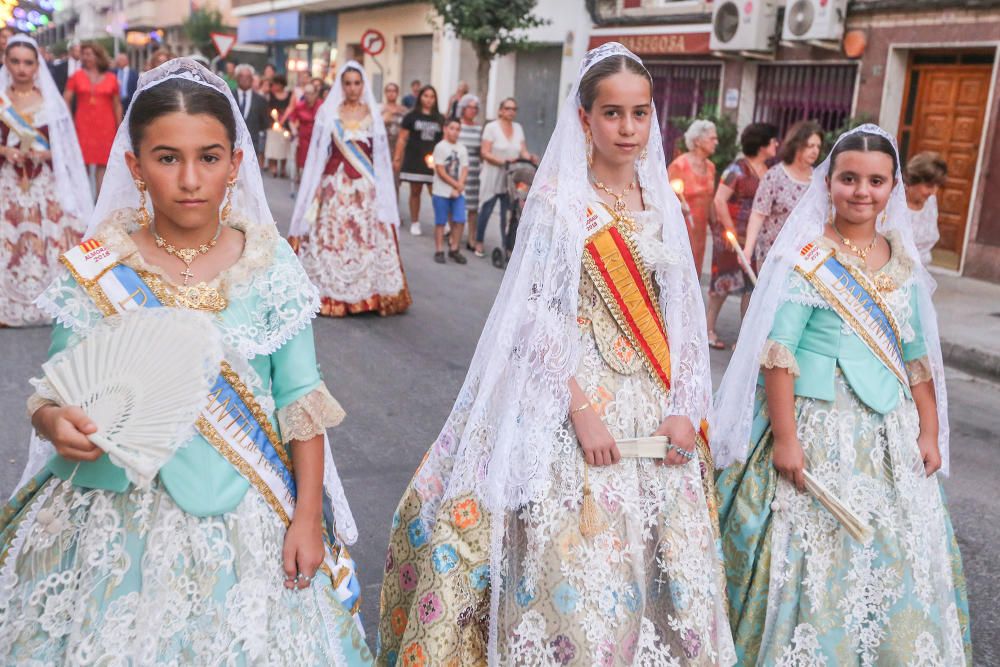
[63,42,121,196]
[286,83,323,173]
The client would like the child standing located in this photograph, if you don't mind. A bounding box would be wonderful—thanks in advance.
[713,126,970,665]
[903,151,948,266]
[431,118,468,264]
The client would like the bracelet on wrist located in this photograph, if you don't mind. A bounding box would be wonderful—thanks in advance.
[570,402,591,416]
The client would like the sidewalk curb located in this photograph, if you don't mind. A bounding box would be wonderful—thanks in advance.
[942,341,1000,383]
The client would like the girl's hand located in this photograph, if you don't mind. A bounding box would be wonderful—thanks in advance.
[917,431,941,476]
[33,405,101,462]
[282,515,325,591]
[772,434,805,491]
[654,415,696,466]
[27,149,52,163]
[572,405,620,466]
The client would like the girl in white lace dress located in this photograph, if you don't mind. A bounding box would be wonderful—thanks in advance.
[289,61,410,317]
[714,126,970,666]
[0,35,91,327]
[0,60,372,665]
[375,44,735,667]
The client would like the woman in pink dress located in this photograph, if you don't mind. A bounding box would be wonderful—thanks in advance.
[63,42,121,195]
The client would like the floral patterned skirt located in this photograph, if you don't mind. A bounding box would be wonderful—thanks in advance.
[716,376,972,666]
[0,473,373,666]
[0,164,84,327]
[290,167,411,317]
[377,426,735,667]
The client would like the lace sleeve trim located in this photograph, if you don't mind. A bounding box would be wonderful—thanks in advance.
[26,377,59,419]
[276,384,346,443]
[760,340,800,376]
[906,356,933,386]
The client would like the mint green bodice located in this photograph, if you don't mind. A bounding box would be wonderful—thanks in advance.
[758,240,927,415]
[39,218,327,517]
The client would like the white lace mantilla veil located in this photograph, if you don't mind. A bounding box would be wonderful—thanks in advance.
[712,123,951,475]
[0,34,93,220]
[288,59,399,237]
[408,42,711,659]
[18,58,358,544]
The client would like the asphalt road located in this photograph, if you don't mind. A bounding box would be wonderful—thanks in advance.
[0,174,995,664]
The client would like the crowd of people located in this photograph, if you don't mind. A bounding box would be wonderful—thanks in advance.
[0,30,970,666]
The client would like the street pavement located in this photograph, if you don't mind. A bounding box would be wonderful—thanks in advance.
[0,174,996,664]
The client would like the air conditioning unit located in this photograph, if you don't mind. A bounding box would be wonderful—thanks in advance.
[710,0,780,53]
[782,0,848,42]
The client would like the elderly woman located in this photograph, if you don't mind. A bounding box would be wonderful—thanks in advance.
[456,93,481,250]
[904,151,948,265]
[286,83,323,178]
[667,119,718,276]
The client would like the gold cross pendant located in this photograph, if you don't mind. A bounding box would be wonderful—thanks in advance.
[180,267,195,285]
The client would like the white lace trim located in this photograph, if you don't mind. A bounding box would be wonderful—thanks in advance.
[38,210,320,358]
[760,340,800,376]
[276,385,346,443]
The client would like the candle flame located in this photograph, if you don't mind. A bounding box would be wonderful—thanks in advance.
[270,109,278,120]
[424,153,435,169]
[725,230,737,243]
[670,178,685,195]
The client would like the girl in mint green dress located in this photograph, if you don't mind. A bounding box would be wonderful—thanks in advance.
[0,60,372,665]
[712,125,971,665]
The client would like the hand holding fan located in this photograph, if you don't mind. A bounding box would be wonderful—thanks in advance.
[42,308,224,488]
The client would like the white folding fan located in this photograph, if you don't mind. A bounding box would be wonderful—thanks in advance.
[42,308,224,488]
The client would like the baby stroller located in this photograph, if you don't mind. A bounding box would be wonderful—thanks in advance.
[492,158,537,269]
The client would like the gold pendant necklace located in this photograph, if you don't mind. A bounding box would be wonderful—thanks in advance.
[591,174,637,213]
[833,223,878,262]
[151,220,222,285]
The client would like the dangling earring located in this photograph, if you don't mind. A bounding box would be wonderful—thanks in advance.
[877,209,887,229]
[827,193,835,227]
[585,130,594,168]
[221,180,235,224]
[638,146,648,163]
[135,180,150,227]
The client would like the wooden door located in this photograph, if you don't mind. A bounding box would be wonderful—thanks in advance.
[898,54,993,269]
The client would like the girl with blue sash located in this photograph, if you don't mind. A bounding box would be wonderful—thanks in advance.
[288,61,410,317]
[0,60,372,665]
[0,34,91,327]
[712,125,971,665]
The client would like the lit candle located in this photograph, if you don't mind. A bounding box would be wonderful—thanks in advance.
[671,178,694,232]
[725,230,757,285]
[424,153,434,169]
[271,109,281,132]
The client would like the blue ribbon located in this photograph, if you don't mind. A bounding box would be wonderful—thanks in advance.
[822,255,903,362]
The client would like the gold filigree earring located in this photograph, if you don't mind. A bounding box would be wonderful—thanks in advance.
[585,130,594,168]
[221,180,235,224]
[638,146,648,163]
[135,180,150,227]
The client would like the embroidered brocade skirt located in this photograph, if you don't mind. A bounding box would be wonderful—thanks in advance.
[290,165,411,317]
[0,474,373,666]
[376,304,735,666]
[0,163,84,327]
[716,375,972,666]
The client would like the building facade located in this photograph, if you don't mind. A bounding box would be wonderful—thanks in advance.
[590,0,1000,282]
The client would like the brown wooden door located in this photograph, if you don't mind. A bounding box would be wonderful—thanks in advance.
[898,55,992,269]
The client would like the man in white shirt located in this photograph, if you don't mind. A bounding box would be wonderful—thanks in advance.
[114,53,139,112]
[235,64,268,165]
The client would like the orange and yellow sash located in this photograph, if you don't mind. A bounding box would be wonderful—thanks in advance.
[581,202,671,395]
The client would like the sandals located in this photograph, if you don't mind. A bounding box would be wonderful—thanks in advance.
[707,331,727,350]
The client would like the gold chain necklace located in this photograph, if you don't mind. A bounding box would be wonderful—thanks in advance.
[833,223,879,262]
[150,220,222,285]
[591,174,637,213]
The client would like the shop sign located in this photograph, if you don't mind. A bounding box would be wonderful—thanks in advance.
[588,31,711,55]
